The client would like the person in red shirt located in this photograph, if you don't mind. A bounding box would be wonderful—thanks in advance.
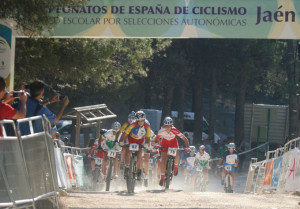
[156,116,189,186]
[0,77,27,136]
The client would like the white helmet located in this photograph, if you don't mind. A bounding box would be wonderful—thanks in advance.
[128,111,136,123]
[228,142,235,149]
[163,116,173,125]
[112,121,121,132]
[135,111,146,121]
[199,145,205,152]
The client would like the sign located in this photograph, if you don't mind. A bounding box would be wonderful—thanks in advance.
[0,22,14,90]
[263,159,274,186]
[271,156,282,187]
[44,0,300,39]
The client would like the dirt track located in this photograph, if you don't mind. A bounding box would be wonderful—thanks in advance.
[61,190,300,209]
[60,171,300,209]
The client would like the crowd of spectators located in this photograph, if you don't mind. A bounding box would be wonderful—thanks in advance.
[0,77,69,144]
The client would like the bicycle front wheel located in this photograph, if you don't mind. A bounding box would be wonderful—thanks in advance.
[106,157,113,191]
[165,157,173,189]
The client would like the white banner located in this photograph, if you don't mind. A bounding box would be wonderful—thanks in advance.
[285,148,300,191]
[0,22,15,90]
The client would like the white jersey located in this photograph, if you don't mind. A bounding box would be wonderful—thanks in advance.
[196,152,210,167]
[104,129,116,141]
[186,155,197,168]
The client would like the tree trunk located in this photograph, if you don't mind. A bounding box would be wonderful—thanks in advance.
[161,80,175,126]
[193,73,203,146]
[285,41,298,139]
[208,67,217,142]
[234,74,248,146]
[176,83,185,131]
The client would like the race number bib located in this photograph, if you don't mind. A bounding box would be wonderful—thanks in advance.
[107,150,117,158]
[225,165,232,171]
[168,148,177,157]
[129,143,139,151]
[95,158,103,165]
[149,158,153,164]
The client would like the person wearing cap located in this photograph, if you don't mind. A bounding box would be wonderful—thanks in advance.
[18,80,69,135]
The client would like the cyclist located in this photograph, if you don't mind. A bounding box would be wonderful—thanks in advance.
[102,122,122,179]
[122,110,151,181]
[184,146,197,187]
[89,129,106,176]
[196,145,211,185]
[118,111,136,169]
[219,142,239,191]
[156,116,189,186]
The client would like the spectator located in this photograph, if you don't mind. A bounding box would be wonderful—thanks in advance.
[217,140,227,157]
[19,80,69,135]
[0,76,27,136]
[54,132,65,147]
[63,137,73,147]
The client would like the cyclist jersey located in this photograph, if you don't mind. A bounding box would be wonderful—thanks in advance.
[196,151,210,167]
[185,153,197,168]
[150,130,156,141]
[222,150,239,165]
[91,138,105,158]
[156,126,183,141]
[125,122,151,140]
[104,129,117,149]
[120,122,130,133]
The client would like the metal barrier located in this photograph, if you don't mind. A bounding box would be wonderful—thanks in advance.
[0,120,34,208]
[245,137,300,194]
[17,116,59,208]
[0,116,60,209]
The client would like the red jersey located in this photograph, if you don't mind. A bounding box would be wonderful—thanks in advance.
[0,102,17,136]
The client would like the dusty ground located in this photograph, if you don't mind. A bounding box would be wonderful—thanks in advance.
[60,171,300,209]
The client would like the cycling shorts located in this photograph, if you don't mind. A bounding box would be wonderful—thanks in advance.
[94,150,104,158]
[159,138,179,152]
[128,135,145,145]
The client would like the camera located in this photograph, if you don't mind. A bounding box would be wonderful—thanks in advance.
[58,95,66,100]
[12,91,22,98]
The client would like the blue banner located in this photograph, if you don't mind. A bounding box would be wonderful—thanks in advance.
[271,156,283,187]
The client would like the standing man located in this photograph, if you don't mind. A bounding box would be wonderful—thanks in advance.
[19,80,69,135]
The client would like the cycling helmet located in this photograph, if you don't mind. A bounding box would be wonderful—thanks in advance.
[199,145,206,152]
[228,142,235,149]
[128,111,136,123]
[189,146,196,153]
[112,121,121,132]
[135,111,146,121]
[163,116,173,125]
[100,129,107,136]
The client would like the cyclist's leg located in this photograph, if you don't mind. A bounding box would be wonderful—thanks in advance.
[231,172,235,188]
[204,169,209,182]
[113,153,119,174]
[144,152,150,177]
[91,158,95,171]
[137,148,143,170]
[125,147,130,165]
[102,152,108,175]
[160,151,167,184]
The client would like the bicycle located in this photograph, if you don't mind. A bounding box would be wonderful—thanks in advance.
[222,163,235,193]
[92,157,104,190]
[126,143,143,193]
[164,147,184,189]
[194,163,207,192]
[103,148,119,191]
